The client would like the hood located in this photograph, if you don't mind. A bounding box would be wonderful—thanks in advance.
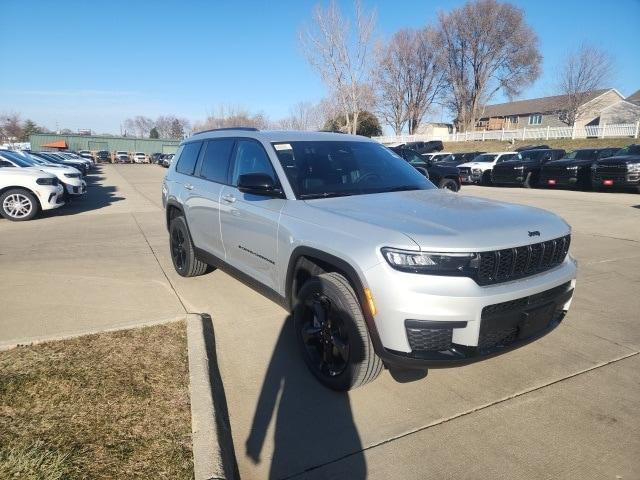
[546,158,594,167]
[36,165,82,179]
[304,189,569,251]
[458,161,492,169]
[596,155,640,165]
[0,167,55,179]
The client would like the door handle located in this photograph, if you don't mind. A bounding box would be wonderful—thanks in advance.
[222,194,236,203]
[184,183,194,191]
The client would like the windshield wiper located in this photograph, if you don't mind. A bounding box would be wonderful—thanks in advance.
[379,185,421,193]
[299,191,358,199]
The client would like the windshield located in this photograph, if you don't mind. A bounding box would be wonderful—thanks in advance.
[566,150,596,160]
[520,150,546,161]
[615,145,640,156]
[473,154,497,163]
[0,151,33,167]
[272,141,433,199]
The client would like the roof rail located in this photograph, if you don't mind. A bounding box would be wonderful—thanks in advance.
[192,127,259,135]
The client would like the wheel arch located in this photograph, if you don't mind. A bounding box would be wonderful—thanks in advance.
[165,200,184,230]
[285,246,385,356]
[0,185,42,206]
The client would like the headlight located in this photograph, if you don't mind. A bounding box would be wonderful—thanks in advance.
[64,173,80,178]
[381,247,479,275]
[566,166,578,172]
[628,163,640,173]
[36,177,57,185]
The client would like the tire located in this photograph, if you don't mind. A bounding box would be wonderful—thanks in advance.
[294,272,383,391]
[481,170,492,185]
[438,178,460,192]
[0,188,40,221]
[169,215,209,277]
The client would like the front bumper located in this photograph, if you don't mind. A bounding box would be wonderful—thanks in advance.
[63,180,87,196]
[364,255,577,369]
[39,184,65,210]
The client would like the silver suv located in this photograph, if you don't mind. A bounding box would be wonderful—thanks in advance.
[162,128,578,391]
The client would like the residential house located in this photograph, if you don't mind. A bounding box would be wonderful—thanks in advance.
[476,89,624,130]
[414,123,454,137]
[626,89,640,105]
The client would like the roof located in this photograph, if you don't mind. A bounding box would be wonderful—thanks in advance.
[626,89,640,105]
[599,99,640,113]
[186,130,373,144]
[41,139,68,149]
[479,89,617,119]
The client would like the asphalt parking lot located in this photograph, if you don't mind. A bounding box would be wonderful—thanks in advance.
[1,164,638,479]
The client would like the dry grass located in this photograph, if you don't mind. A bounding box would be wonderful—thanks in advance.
[0,321,193,479]
[443,137,635,153]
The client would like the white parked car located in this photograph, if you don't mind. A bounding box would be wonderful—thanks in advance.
[115,151,130,163]
[458,152,521,184]
[0,164,64,221]
[132,152,147,164]
[0,150,86,198]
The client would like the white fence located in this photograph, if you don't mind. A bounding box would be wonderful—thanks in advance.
[373,122,640,144]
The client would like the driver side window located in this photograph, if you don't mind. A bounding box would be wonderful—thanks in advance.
[231,139,277,186]
[0,160,15,167]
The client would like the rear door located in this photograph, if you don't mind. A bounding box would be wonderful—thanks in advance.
[219,138,285,289]
[185,138,235,258]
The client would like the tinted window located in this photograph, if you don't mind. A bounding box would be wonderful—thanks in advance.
[200,139,235,183]
[176,142,201,175]
[473,154,497,163]
[272,141,432,199]
[231,139,276,186]
[499,154,518,162]
[403,150,427,166]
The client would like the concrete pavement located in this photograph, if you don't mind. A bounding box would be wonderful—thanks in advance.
[1,165,638,478]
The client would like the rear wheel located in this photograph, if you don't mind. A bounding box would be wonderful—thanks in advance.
[294,272,383,391]
[0,188,39,221]
[169,215,209,277]
[438,178,460,192]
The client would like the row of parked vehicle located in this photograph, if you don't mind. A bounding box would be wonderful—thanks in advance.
[0,149,93,221]
[396,141,640,192]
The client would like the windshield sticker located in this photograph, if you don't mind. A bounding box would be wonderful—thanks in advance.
[274,143,292,151]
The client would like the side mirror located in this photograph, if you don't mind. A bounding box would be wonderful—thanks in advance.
[238,173,283,197]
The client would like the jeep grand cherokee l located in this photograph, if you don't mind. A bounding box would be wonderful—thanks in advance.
[163,129,577,391]
[540,148,619,190]
[591,144,640,192]
[492,148,565,188]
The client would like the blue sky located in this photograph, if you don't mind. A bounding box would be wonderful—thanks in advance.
[1,0,638,133]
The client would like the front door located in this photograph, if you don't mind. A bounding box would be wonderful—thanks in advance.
[219,138,285,290]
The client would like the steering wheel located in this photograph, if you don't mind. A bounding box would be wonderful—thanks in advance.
[355,172,383,184]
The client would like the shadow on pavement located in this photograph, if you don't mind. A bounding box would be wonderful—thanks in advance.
[246,317,366,480]
[45,166,125,217]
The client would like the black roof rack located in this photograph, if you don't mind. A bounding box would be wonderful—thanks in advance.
[193,127,259,135]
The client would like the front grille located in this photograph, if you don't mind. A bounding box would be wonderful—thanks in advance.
[541,165,572,182]
[478,281,571,350]
[458,167,471,176]
[406,327,453,352]
[593,164,628,183]
[475,235,570,286]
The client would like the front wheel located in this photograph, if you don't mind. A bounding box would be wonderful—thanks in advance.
[438,178,460,192]
[0,188,40,221]
[294,272,383,391]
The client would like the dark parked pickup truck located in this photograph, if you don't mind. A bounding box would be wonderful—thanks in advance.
[540,148,619,189]
[591,144,640,192]
[492,148,565,188]
[390,147,461,191]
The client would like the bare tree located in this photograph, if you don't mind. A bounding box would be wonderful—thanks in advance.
[0,113,23,144]
[123,116,154,137]
[556,43,613,126]
[154,115,191,139]
[193,105,270,132]
[299,0,376,135]
[374,35,407,134]
[436,0,541,132]
[277,102,323,130]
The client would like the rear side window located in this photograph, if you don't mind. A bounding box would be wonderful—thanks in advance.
[176,142,202,175]
[231,139,277,186]
[199,138,235,183]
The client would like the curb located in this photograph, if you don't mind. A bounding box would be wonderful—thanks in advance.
[186,313,238,480]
